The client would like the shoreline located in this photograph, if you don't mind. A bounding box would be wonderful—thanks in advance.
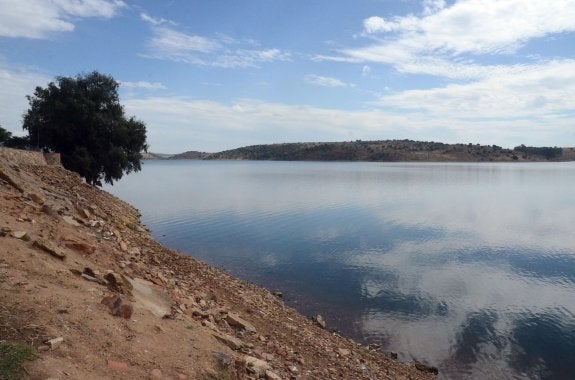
[0,147,436,379]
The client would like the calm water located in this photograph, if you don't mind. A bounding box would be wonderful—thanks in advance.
[106,160,575,379]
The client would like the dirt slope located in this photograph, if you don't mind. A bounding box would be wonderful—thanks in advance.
[0,150,436,379]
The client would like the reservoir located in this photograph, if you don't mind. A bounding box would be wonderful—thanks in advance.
[106,160,575,379]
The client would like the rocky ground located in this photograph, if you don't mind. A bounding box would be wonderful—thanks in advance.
[0,151,436,379]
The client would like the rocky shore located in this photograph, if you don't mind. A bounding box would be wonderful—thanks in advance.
[0,148,436,379]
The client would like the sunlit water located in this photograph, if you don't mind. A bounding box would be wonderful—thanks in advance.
[105,160,575,379]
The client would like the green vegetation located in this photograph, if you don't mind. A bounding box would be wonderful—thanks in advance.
[0,342,37,380]
[22,71,148,186]
[0,125,11,144]
[514,144,563,160]
[197,140,568,162]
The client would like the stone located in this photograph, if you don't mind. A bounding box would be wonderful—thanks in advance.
[150,368,163,379]
[225,312,257,333]
[41,204,58,218]
[101,295,133,319]
[75,204,91,219]
[367,343,381,351]
[107,360,128,372]
[415,363,439,375]
[11,230,30,241]
[81,273,102,284]
[28,192,45,205]
[128,247,140,256]
[314,314,326,329]
[119,240,128,252]
[265,370,282,380]
[0,165,23,191]
[244,355,270,377]
[212,332,244,350]
[104,272,133,295]
[62,215,81,227]
[201,320,219,332]
[33,239,66,259]
[65,241,95,255]
[271,291,283,299]
[45,337,64,349]
[337,348,351,357]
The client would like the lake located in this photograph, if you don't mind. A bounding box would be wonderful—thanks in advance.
[105,160,575,379]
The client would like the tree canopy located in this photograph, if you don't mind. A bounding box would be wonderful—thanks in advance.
[23,71,148,186]
[0,125,11,143]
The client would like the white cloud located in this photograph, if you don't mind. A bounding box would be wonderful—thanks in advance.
[214,48,291,69]
[422,0,446,15]
[148,27,220,58]
[0,0,126,39]
[361,0,575,56]
[142,22,290,68]
[305,74,354,88]
[378,59,575,119]
[331,0,575,81]
[361,65,371,77]
[120,81,166,90]
[122,97,420,152]
[140,12,175,27]
[121,94,574,153]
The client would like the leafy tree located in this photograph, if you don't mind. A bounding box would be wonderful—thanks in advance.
[4,136,30,149]
[22,71,148,186]
[0,125,11,143]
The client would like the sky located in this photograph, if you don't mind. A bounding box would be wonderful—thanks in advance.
[0,0,574,153]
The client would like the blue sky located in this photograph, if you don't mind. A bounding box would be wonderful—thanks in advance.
[0,0,574,153]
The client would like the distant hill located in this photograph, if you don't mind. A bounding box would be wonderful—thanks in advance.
[199,140,570,162]
[141,152,174,160]
[170,151,211,160]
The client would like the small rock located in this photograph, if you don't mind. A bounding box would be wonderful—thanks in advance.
[367,343,381,351]
[45,337,64,349]
[119,240,128,252]
[244,355,270,377]
[314,314,326,329]
[11,231,29,241]
[128,247,140,256]
[337,348,351,357]
[75,205,91,219]
[226,312,257,333]
[201,320,219,332]
[65,241,95,255]
[28,192,45,205]
[214,352,232,368]
[212,332,244,350]
[150,368,163,379]
[271,291,283,299]
[41,204,58,218]
[104,272,132,295]
[107,360,128,372]
[33,239,66,259]
[415,363,439,375]
[62,215,81,227]
[266,370,282,380]
[101,295,133,319]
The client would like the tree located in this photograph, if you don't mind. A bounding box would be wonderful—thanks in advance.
[0,125,11,144]
[22,71,148,186]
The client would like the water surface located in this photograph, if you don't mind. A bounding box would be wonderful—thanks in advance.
[106,160,575,379]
